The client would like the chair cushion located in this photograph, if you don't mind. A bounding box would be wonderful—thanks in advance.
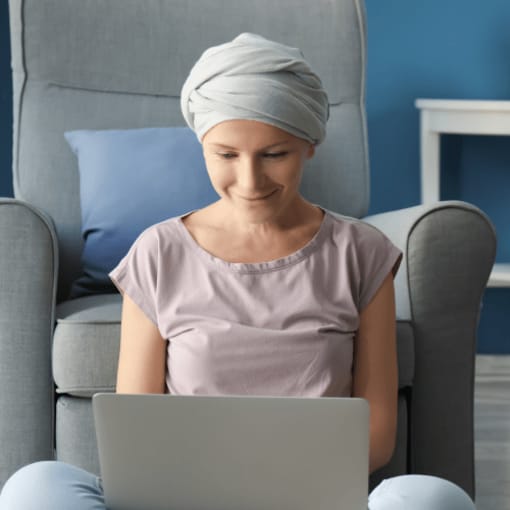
[53,296,415,397]
[64,126,218,298]
[53,294,122,397]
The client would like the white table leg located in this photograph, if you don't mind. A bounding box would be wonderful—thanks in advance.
[420,113,440,203]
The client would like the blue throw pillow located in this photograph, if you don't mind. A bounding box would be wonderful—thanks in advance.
[64,126,218,299]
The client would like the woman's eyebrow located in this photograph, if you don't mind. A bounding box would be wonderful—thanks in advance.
[209,140,291,150]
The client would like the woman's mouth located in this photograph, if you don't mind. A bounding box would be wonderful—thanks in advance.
[240,190,277,201]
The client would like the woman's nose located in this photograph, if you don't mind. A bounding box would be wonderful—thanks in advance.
[237,156,266,190]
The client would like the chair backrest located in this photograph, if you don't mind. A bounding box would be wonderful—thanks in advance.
[9,0,369,303]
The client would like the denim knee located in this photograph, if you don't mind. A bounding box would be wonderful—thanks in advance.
[369,474,475,510]
[0,460,105,510]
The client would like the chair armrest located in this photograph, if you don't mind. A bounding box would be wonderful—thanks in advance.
[364,200,496,498]
[0,198,59,489]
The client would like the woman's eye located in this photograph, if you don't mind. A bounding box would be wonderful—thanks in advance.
[218,153,237,159]
[264,152,288,159]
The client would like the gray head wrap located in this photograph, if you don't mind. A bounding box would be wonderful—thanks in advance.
[180,33,329,145]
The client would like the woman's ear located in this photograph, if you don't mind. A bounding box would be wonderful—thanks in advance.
[306,144,316,159]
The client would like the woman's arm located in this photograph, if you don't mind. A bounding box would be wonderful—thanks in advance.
[115,293,167,394]
[352,272,398,474]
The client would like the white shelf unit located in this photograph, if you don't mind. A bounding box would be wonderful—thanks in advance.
[415,99,510,288]
[488,263,510,288]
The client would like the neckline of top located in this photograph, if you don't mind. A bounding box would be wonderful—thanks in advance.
[175,205,332,274]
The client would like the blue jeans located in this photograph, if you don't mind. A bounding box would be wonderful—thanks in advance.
[0,460,476,510]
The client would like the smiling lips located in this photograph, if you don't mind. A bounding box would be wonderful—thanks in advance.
[241,190,277,201]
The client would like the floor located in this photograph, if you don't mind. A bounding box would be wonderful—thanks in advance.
[474,355,510,510]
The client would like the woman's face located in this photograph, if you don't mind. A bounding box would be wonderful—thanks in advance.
[201,120,315,223]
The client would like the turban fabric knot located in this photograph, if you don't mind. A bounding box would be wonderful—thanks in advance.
[180,33,330,145]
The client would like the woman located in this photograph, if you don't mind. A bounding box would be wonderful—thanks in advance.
[0,33,475,510]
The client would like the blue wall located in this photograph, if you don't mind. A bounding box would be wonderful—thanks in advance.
[1,1,509,351]
[1,1,13,198]
[365,0,510,353]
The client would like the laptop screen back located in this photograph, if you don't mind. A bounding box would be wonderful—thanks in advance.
[93,393,369,510]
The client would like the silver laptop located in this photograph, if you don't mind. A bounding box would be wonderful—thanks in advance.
[92,393,369,510]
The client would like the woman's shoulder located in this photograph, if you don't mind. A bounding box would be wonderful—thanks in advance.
[127,212,192,255]
[324,209,390,245]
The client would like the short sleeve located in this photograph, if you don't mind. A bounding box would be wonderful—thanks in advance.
[356,222,403,312]
[108,227,159,326]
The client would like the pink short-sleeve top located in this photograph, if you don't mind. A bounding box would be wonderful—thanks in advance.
[109,207,402,398]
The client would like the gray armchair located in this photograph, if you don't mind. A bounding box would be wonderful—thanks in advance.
[1,0,496,499]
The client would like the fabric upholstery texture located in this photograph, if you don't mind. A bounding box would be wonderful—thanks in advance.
[64,127,216,297]
[0,199,57,486]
